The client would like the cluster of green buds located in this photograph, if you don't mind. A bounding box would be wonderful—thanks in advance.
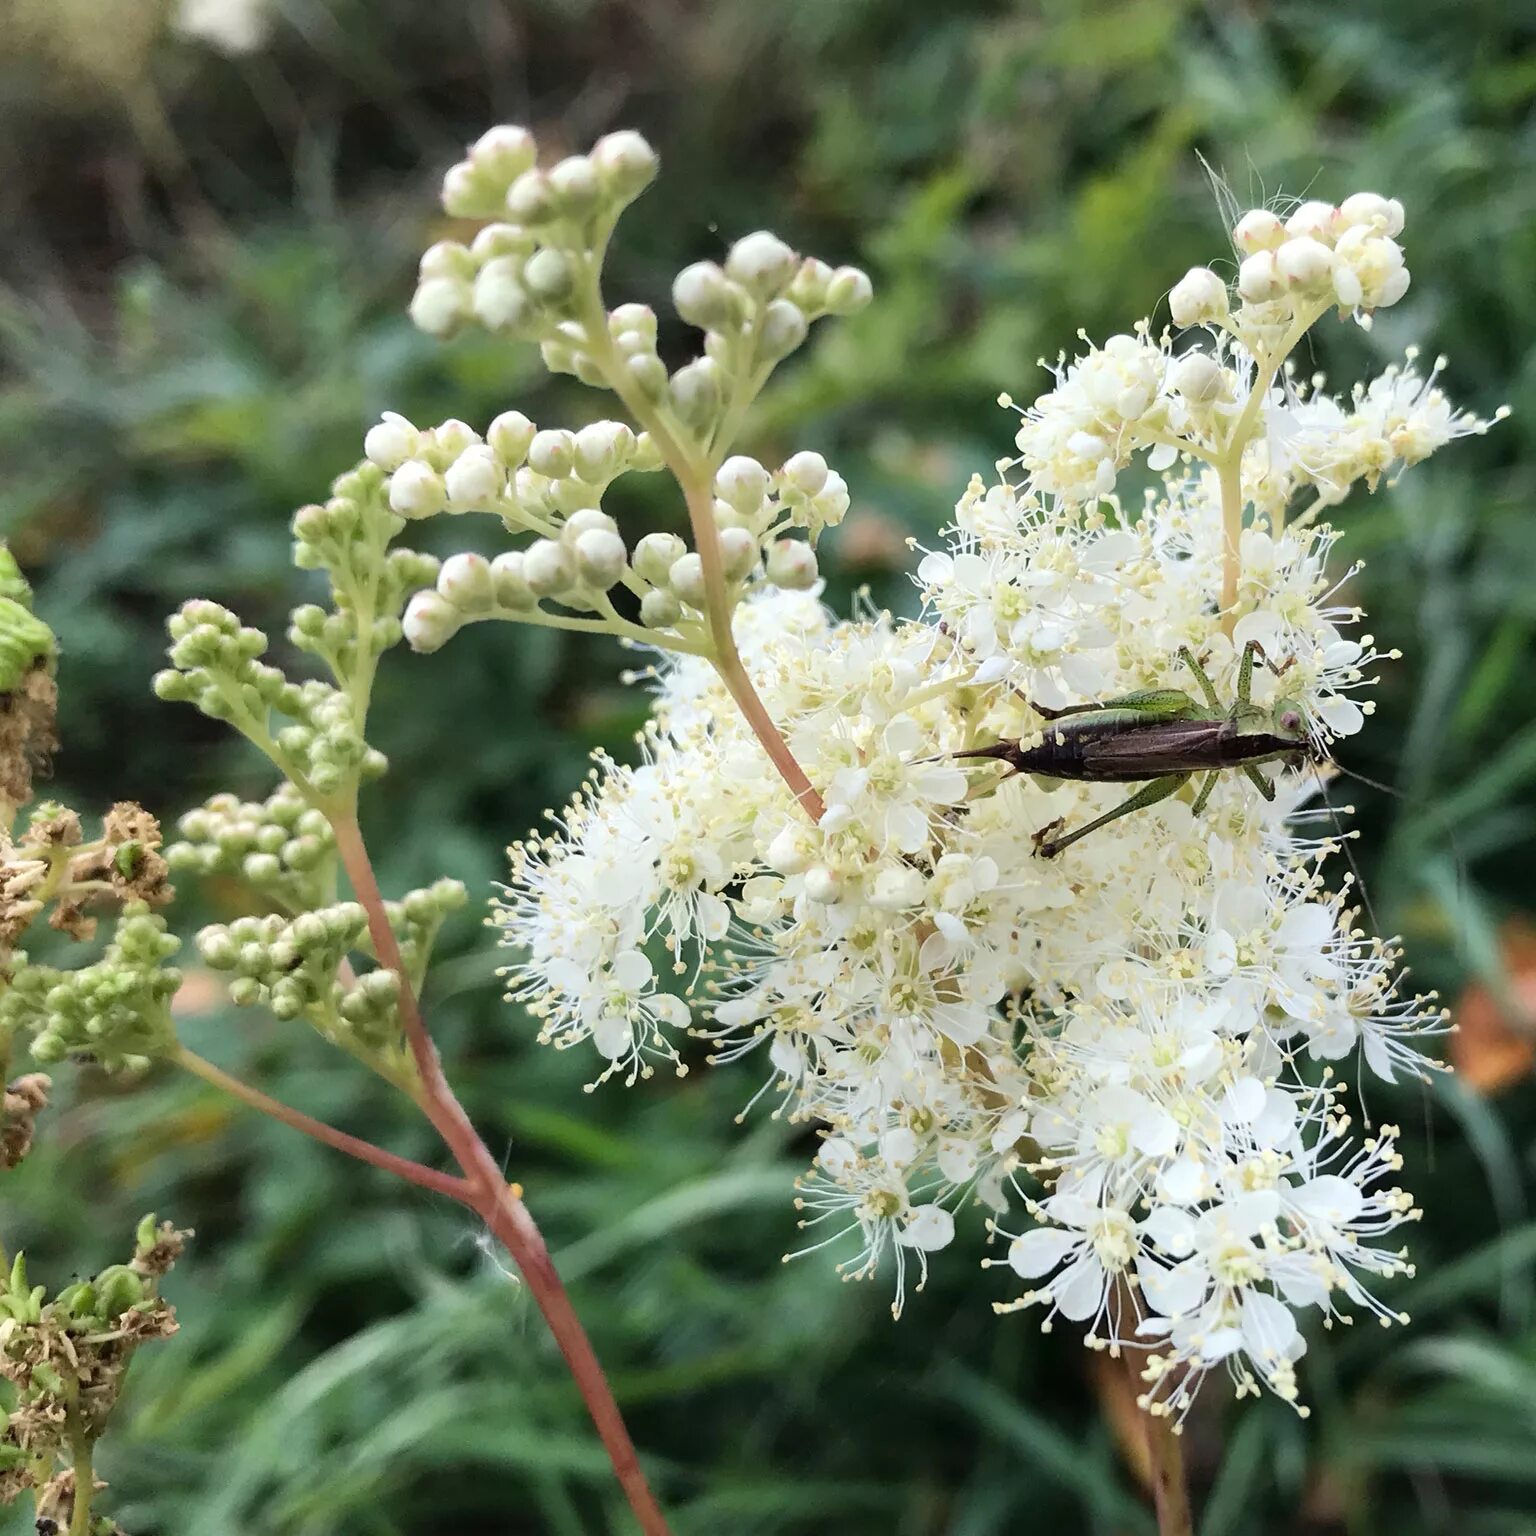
[1,1216,188,1525]
[196,879,464,1067]
[0,905,181,1072]
[0,544,58,812]
[166,783,336,912]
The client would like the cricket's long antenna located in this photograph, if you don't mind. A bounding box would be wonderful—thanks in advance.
[1312,764,1381,938]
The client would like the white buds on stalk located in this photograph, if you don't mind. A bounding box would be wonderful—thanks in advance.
[1168,266,1229,328]
[1274,236,1336,291]
[1233,208,1286,254]
[409,278,468,337]
[524,539,576,597]
[523,247,575,304]
[444,446,505,509]
[669,358,723,428]
[1338,192,1405,238]
[591,130,659,199]
[573,421,636,482]
[640,588,683,628]
[725,231,798,297]
[715,456,770,514]
[668,553,707,608]
[527,429,576,479]
[673,262,738,329]
[758,299,810,361]
[488,411,536,466]
[388,461,447,519]
[490,552,535,611]
[473,259,530,332]
[718,527,759,582]
[1171,352,1227,404]
[364,413,419,471]
[823,266,874,315]
[765,538,819,591]
[403,590,458,653]
[1237,251,1285,304]
[573,529,629,590]
[547,155,600,216]
[780,450,830,499]
[633,532,688,586]
[1285,200,1339,244]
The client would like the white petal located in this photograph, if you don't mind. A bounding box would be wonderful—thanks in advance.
[1008,1227,1077,1279]
[1055,1256,1108,1322]
[1292,1174,1364,1227]
[898,1204,955,1251]
[1241,1291,1299,1363]
[1139,1258,1206,1319]
[611,950,654,990]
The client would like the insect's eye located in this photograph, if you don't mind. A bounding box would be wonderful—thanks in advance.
[1280,709,1302,733]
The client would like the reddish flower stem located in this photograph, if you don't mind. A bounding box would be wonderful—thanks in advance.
[330,814,671,1536]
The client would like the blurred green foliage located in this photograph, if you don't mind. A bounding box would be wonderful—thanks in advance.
[2,0,1535,1531]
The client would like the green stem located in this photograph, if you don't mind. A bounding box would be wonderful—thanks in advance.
[67,1418,93,1536]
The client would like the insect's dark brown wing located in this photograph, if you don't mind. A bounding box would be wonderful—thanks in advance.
[1077,719,1229,780]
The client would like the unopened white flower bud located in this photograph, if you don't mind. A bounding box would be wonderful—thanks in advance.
[715,455,770,514]
[673,262,737,329]
[388,461,447,519]
[403,590,458,653]
[634,532,687,585]
[718,526,759,582]
[524,247,575,304]
[472,258,530,332]
[725,230,798,296]
[419,241,475,282]
[409,277,468,337]
[437,552,495,612]
[787,257,833,310]
[809,471,850,532]
[870,865,926,911]
[430,419,479,464]
[487,411,536,466]
[591,130,658,197]
[668,552,707,607]
[528,429,576,478]
[640,588,683,628]
[548,154,600,216]
[573,421,635,482]
[765,538,819,590]
[490,552,535,610]
[1171,352,1226,403]
[780,450,829,498]
[767,825,812,875]
[1338,191,1405,238]
[573,528,628,589]
[803,865,842,904]
[1168,266,1229,328]
[824,265,873,314]
[364,412,418,471]
[524,539,576,596]
[670,357,723,427]
[1237,250,1284,304]
[444,446,505,508]
[560,508,619,546]
[1285,200,1339,244]
[1275,236,1335,290]
[506,168,556,223]
[1233,208,1286,254]
[758,299,809,360]
[470,125,536,181]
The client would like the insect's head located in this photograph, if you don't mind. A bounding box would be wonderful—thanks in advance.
[1270,696,1330,762]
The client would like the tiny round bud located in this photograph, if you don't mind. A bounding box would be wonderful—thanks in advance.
[490,552,535,610]
[403,591,458,653]
[419,240,475,282]
[561,508,619,546]
[870,864,926,911]
[1237,250,1284,304]
[672,262,736,329]
[364,412,419,471]
[1171,352,1226,403]
[780,450,829,498]
[634,532,687,586]
[524,247,575,303]
[669,356,723,427]
[765,538,819,590]
[487,411,536,466]
[715,455,770,514]
[444,446,505,508]
[1168,266,1229,328]
[640,588,683,628]
[1274,236,1335,290]
[767,826,812,876]
[1285,200,1339,244]
[668,552,707,607]
[1338,191,1405,238]
[757,298,809,360]
[718,526,759,582]
[471,125,537,180]
[472,258,531,332]
[591,130,659,198]
[409,277,468,337]
[437,552,496,612]
[524,539,576,597]
[389,461,447,519]
[548,154,600,214]
[506,168,556,224]
[1233,208,1286,254]
[573,420,636,481]
[787,257,833,311]
[725,230,798,296]
[803,865,842,904]
[573,528,628,590]
[527,429,576,478]
[823,265,873,315]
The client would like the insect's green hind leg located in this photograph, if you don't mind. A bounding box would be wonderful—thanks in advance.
[1190,770,1219,816]
[1035,774,1188,859]
[1177,647,1222,710]
[1241,764,1277,801]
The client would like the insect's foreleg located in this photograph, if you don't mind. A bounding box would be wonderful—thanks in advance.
[1190,770,1219,816]
[1241,764,1277,802]
[1034,774,1188,859]
[1237,641,1259,709]
[1177,647,1222,710]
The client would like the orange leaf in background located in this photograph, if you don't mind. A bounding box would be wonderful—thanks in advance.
[1452,922,1536,1094]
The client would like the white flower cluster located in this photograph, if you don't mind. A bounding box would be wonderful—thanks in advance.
[491,190,1498,1417]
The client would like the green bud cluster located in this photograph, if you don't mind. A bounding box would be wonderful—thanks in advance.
[1,1220,186,1515]
[0,905,181,1071]
[153,600,386,801]
[167,783,336,910]
[197,879,464,1052]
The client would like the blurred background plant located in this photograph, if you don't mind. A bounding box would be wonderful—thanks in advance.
[0,0,1533,1531]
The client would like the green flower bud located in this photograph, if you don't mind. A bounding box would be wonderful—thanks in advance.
[640,588,683,628]
[633,532,687,586]
[591,130,658,199]
[824,265,873,314]
[725,231,798,298]
[524,248,575,304]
